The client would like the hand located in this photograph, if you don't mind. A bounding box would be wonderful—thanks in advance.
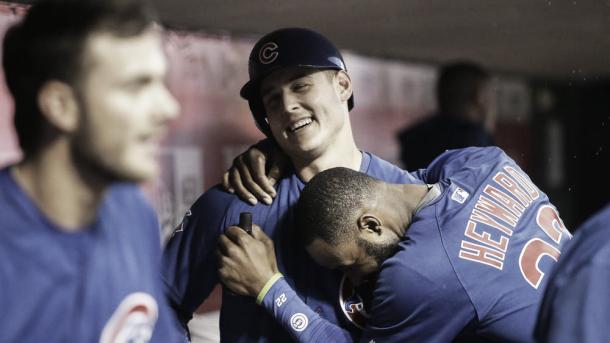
[222,139,288,205]
[217,224,279,297]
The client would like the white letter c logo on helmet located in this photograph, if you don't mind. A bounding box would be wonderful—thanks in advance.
[259,42,279,64]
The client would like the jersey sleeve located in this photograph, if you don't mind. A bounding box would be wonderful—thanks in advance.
[362,261,476,342]
[258,277,354,342]
[161,185,233,325]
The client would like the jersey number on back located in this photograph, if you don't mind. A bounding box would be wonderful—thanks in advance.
[519,205,571,289]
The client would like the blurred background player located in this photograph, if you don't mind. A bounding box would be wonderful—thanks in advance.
[0,0,182,341]
[397,61,495,170]
[218,147,571,342]
[162,27,423,341]
[536,203,610,343]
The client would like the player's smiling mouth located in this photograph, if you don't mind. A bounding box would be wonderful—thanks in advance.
[287,117,313,133]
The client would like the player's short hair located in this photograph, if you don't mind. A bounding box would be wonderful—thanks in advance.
[297,167,378,246]
[2,0,156,156]
[437,61,490,115]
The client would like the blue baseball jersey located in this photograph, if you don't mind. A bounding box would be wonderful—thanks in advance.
[252,147,571,342]
[0,167,184,343]
[162,151,423,341]
[535,203,610,343]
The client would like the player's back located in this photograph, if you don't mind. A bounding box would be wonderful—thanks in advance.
[430,147,570,341]
[364,147,570,342]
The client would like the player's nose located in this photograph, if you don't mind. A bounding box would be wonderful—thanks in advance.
[149,81,180,125]
[281,90,301,114]
[157,85,180,121]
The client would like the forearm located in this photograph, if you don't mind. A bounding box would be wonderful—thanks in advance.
[258,274,353,343]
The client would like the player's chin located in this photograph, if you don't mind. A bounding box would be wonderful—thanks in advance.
[116,154,159,183]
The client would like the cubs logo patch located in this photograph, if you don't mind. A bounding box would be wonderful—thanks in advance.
[339,275,371,330]
[100,292,158,343]
[290,313,308,332]
[259,42,279,64]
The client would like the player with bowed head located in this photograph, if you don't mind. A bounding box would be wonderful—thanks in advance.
[220,147,571,342]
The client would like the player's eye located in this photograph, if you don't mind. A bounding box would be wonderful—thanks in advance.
[292,83,310,92]
[124,76,153,93]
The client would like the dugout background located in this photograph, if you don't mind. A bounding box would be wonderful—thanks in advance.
[0,2,608,341]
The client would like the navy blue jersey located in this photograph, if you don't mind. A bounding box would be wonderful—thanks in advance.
[535,203,610,343]
[0,168,184,343]
[162,152,423,341]
[249,147,570,342]
[363,147,571,342]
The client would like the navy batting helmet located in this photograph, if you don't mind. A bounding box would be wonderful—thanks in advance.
[240,28,354,137]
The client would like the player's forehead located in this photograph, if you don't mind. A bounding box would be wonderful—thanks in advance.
[260,67,321,96]
[306,238,355,269]
[82,27,165,80]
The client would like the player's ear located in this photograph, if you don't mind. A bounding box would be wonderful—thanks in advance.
[38,80,80,133]
[335,70,352,103]
[357,214,382,235]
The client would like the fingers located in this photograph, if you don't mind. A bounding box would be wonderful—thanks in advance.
[222,170,234,194]
[224,225,251,244]
[267,163,281,189]
[229,162,257,205]
[236,156,272,205]
[248,152,277,199]
[218,233,238,256]
[223,139,281,205]
[251,225,271,243]
[217,250,248,295]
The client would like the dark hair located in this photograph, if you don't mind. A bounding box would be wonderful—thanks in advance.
[436,61,490,115]
[296,167,378,246]
[2,0,156,156]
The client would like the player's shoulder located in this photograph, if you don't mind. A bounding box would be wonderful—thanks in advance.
[423,146,509,181]
[363,151,423,184]
[187,181,296,233]
[105,183,157,220]
[191,184,237,215]
[431,146,507,170]
[107,182,150,206]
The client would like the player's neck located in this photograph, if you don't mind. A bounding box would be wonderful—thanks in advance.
[391,184,431,234]
[292,128,362,182]
[12,139,107,232]
[294,145,361,182]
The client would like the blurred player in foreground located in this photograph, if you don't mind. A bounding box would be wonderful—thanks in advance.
[219,147,571,342]
[0,0,182,341]
[536,203,610,343]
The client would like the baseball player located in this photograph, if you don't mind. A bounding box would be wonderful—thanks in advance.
[535,203,610,343]
[0,0,183,341]
[219,147,571,342]
[162,27,424,341]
